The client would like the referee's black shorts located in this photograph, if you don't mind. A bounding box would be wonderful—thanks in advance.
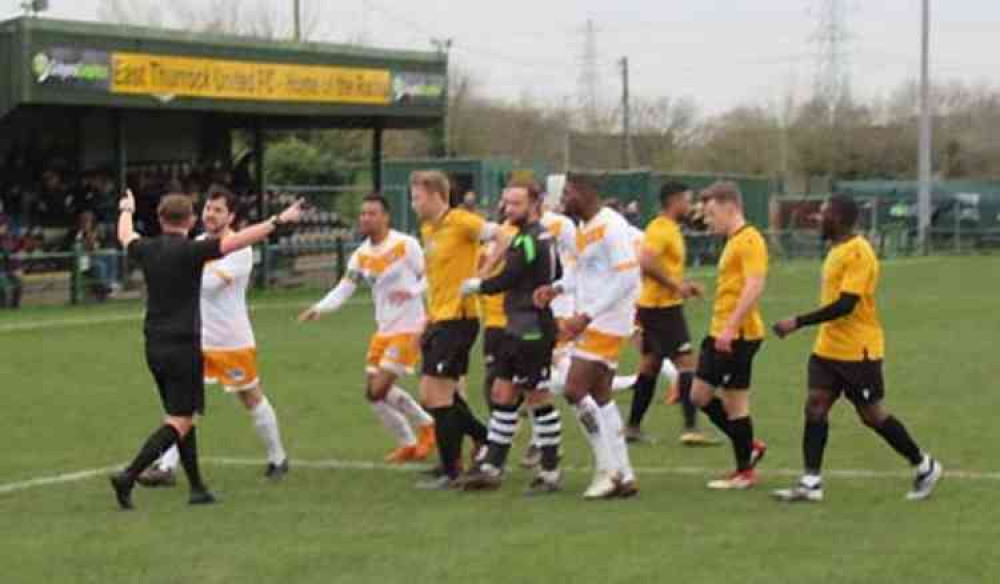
[146,342,205,417]
[420,319,480,379]
[637,305,692,359]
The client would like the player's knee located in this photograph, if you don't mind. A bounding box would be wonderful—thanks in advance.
[857,406,885,428]
[804,394,831,422]
[165,416,193,437]
[239,388,262,410]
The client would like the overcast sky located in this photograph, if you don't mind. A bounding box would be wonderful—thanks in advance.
[4,0,998,115]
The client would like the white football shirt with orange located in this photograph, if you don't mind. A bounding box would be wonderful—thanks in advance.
[541,210,578,321]
[561,207,640,369]
[200,241,259,391]
[313,230,427,376]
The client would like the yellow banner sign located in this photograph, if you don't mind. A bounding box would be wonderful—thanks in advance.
[111,52,391,105]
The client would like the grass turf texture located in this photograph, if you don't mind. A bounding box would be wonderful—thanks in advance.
[0,256,997,583]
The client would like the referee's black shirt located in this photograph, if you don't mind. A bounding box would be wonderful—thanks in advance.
[127,233,223,346]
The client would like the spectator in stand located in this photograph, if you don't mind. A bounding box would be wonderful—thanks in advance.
[66,210,114,300]
[0,215,23,309]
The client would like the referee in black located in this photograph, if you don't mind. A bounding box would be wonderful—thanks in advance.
[110,189,303,509]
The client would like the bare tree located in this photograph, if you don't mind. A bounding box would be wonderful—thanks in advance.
[97,0,320,40]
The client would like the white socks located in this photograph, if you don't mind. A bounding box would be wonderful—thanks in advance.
[549,358,570,396]
[251,396,287,465]
[612,360,679,393]
[371,400,417,447]
[385,386,434,428]
[611,374,637,392]
[600,401,635,483]
[156,396,287,470]
[159,444,180,471]
[573,395,615,474]
[801,474,822,488]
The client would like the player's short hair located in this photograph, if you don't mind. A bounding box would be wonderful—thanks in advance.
[701,181,743,207]
[505,178,542,202]
[363,193,391,214]
[158,193,194,226]
[659,181,690,206]
[410,170,451,203]
[566,172,600,195]
[206,186,238,215]
[829,194,859,229]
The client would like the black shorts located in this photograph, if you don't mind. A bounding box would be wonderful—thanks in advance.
[808,354,885,406]
[637,306,692,359]
[696,336,762,390]
[145,342,205,417]
[420,319,480,379]
[493,331,555,391]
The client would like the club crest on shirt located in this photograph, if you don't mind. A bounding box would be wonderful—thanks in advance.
[227,368,246,382]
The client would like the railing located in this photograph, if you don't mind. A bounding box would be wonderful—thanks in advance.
[3,227,998,309]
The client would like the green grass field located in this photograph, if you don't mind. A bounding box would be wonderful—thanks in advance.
[1,255,997,584]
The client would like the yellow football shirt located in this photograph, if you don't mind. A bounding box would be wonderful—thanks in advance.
[710,225,768,340]
[814,235,884,361]
[638,215,685,309]
[421,208,486,322]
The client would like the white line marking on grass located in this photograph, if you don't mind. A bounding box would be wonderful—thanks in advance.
[3,455,997,496]
[0,465,122,495]
[204,457,1000,482]
[0,300,371,333]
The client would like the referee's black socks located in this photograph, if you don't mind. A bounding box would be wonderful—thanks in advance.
[178,426,207,492]
[124,424,180,483]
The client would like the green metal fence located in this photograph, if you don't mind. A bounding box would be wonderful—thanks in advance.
[7,225,997,309]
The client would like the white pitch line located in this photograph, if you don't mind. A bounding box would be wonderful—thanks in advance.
[0,465,123,495]
[1,457,996,496]
[0,299,371,334]
[207,457,1000,481]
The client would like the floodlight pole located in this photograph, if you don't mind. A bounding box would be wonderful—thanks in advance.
[293,0,302,41]
[917,0,933,251]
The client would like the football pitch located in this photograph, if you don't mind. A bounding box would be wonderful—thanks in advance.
[1,255,997,584]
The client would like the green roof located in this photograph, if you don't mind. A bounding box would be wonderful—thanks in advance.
[0,16,447,127]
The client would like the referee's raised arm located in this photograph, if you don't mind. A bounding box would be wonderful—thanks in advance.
[117,189,140,248]
[117,189,306,256]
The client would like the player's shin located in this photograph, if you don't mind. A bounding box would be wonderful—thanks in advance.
[371,400,417,447]
[483,403,521,474]
[600,401,636,484]
[531,405,562,472]
[124,424,181,483]
[572,395,615,473]
[251,396,287,465]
